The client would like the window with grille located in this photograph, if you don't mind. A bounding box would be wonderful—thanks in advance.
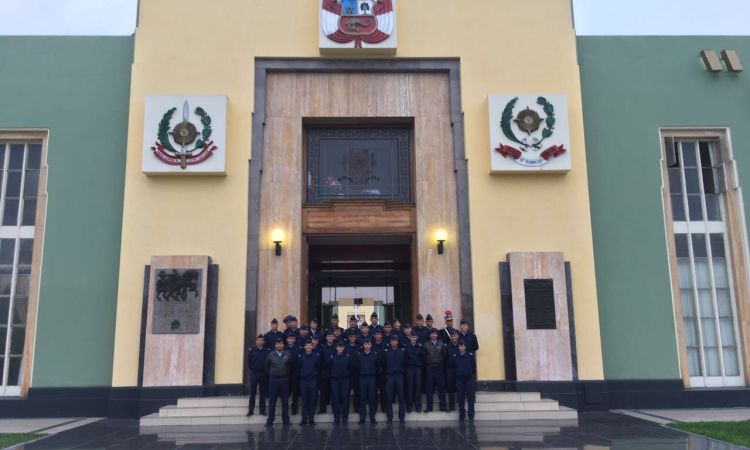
[667,139,744,387]
[0,141,41,396]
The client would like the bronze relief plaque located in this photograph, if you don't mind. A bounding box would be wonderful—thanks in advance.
[152,268,202,334]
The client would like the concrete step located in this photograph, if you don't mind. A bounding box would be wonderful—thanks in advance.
[160,398,559,417]
[140,406,576,427]
[175,392,541,408]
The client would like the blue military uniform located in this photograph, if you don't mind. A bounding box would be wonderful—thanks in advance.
[247,340,270,415]
[383,342,407,422]
[345,341,362,411]
[286,343,301,414]
[448,349,477,421]
[296,349,321,424]
[445,338,461,411]
[458,330,479,353]
[404,341,423,412]
[369,312,384,336]
[264,319,284,351]
[371,338,388,411]
[318,339,337,413]
[356,349,380,422]
[330,350,353,423]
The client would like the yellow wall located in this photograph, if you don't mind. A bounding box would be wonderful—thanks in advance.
[112,0,604,386]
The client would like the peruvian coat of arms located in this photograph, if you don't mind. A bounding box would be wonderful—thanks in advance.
[495,97,567,167]
[321,0,395,48]
[150,100,218,169]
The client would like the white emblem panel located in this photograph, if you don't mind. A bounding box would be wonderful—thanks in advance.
[489,94,572,174]
[142,95,227,175]
[319,0,397,55]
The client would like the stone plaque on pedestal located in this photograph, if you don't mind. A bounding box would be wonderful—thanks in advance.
[508,252,573,381]
[143,256,210,387]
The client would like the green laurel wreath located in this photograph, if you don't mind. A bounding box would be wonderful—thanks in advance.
[156,106,213,153]
[500,97,555,150]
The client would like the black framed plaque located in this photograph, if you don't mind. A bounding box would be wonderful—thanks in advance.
[524,279,556,330]
[152,268,202,334]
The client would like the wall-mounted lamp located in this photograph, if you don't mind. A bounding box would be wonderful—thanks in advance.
[271,229,284,256]
[436,229,447,255]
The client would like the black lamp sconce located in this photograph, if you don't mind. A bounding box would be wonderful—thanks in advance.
[271,229,284,256]
[436,229,447,255]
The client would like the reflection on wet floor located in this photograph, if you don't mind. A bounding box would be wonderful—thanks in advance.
[15,412,745,450]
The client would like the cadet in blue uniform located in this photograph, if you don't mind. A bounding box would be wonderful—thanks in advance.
[330,342,352,424]
[424,314,438,336]
[344,316,360,340]
[422,329,447,412]
[356,338,380,424]
[400,323,414,348]
[404,333,423,413]
[309,319,321,339]
[325,313,344,335]
[264,318,284,351]
[265,338,292,426]
[371,330,388,412]
[383,335,406,423]
[413,314,429,344]
[333,327,345,346]
[448,341,477,422]
[345,333,362,412]
[285,316,301,342]
[382,321,395,342]
[296,340,321,425]
[392,318,404,341]
[358,323,373,345]
[299,324,309,343]
[444,330,460,412]
[247,334,269,416]
[458,320,479,353]
[369,312,383,336]
[285,335,301,415]
[318,332,337,414]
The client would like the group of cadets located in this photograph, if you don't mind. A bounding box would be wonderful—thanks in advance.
[247,311,479,427]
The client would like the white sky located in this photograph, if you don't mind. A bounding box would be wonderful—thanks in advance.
[0,0,748,36]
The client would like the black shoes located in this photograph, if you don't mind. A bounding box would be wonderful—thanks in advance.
[370,418,377,424]
[259,410,267,415]
[399,418,405,423]
[440,407,448,412]
[358,419,366,424]
[415,408,422,413]
[424,409,432,413]
[469,418,474,423]
[246,411,253,417]
[291,407,298,415]
[282,420,291,425]
[459,417,465,422]
[265,422,273,427]
[386,419,392,424]
[300,420,308,425]
[407,408,413,413]
[334,420,341,424]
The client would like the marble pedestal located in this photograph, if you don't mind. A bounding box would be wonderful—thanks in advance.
[507,252,573,382]
[143,255,210,387]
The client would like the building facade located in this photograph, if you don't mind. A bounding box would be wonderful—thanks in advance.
[0,1,748,418]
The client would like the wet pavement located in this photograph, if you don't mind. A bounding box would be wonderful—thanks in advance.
[9,411,746,450]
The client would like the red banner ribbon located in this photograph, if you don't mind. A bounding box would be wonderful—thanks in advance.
[495,144,522,159]
[540,145,566,160]
[151,141,217,166]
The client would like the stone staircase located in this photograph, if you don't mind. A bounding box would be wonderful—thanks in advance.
[140,392,577,427]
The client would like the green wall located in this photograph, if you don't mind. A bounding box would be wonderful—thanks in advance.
[578,36,750,379]
[0,37,133,387]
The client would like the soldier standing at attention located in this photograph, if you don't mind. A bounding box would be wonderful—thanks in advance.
[282,315,293,334]
[265,318,284,351]
[404,333,423,413]
[441,311,456,344]
[383,335,406,424]
[413,314,428,344]
[285,335,301,415]
[318,332,337,414]
[449,340,477,422]
[372,330,388,412]
[392,318,404,340]
[358,323,373,345]
[299,324,309,343]
[425,314,437,336]
[309,319,321,339]
[422,329,447,412]
[356,338,380,424]
[333,327,344,345]
[400,323,414,348]
[297,340,321,425]
[265,338,292,427]
[247,334,269,417]
[345,332,363,412]
[344,315,360,340]
[382,321,394,342]
[326,313,343,335]
[444,330,460,412]
[458,320,479,353]
[369,312,383,335]
[330,342,352,424]
[286,317,301,342]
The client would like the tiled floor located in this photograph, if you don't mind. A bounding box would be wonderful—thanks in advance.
[9,412,747,450]
[619,408,750,425]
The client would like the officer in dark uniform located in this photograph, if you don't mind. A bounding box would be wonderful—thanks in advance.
[284,334,301,415]
[371,330,388,412]
[344,315,360,340]
[345,332,362,412]
[247,334,269,416]
[444,330,460,411]
[309,319,321,339]
[400,323,414,348]
[356,338,380,424]
[318,332,337,414]
[404,333,423,413]
[326,313,344,335]
[296,340,321,425]
[333,327,345,346]
[441,311,457,344]
[358,323,373,345]
[422,329,447,412]
[425,314,437,336]
[458,320,479,353]
[299,324,310,343]
[283,315,293,333]
[383,335,406,424]
[265,338,292,427]
[330,341,352,424]
[382,321,394,342]
[369,312,383,335]
[413,314,428,344]
[448,340,477,422]
[392,318,404,340]
[285,316,301,342]
[265,318,284,351]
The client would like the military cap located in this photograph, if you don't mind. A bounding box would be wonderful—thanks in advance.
[416,313,424,320]
[404,322,412,328]
[271,318,279,324]
[371,312,378,318]
[300,324,308,330]
[276,338,284,343]
[332,313,339,319]
[326,331,334,336]
[384,321,392,326]
[460,319,468,325]
[347,333,357,339]
[450,330,458,335]
[393,317,401,323]
[311,335,320,341]
[458,340,466,346]
[286,334,296,340]
[336,341,345,347]
[360,322,369,327]
[350,316,358,322]
[304,339,313,345]
[374,329,382,335]
[283,315,292,324]
[257,334,265,339]
[310,318,318,324]
[426,314,433,321]
[429,329,439,335]
[363,337,372,343]
[445,310,454,321]
[409,333,418,339]
[390,335,400,341]
[291,316,298,322]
